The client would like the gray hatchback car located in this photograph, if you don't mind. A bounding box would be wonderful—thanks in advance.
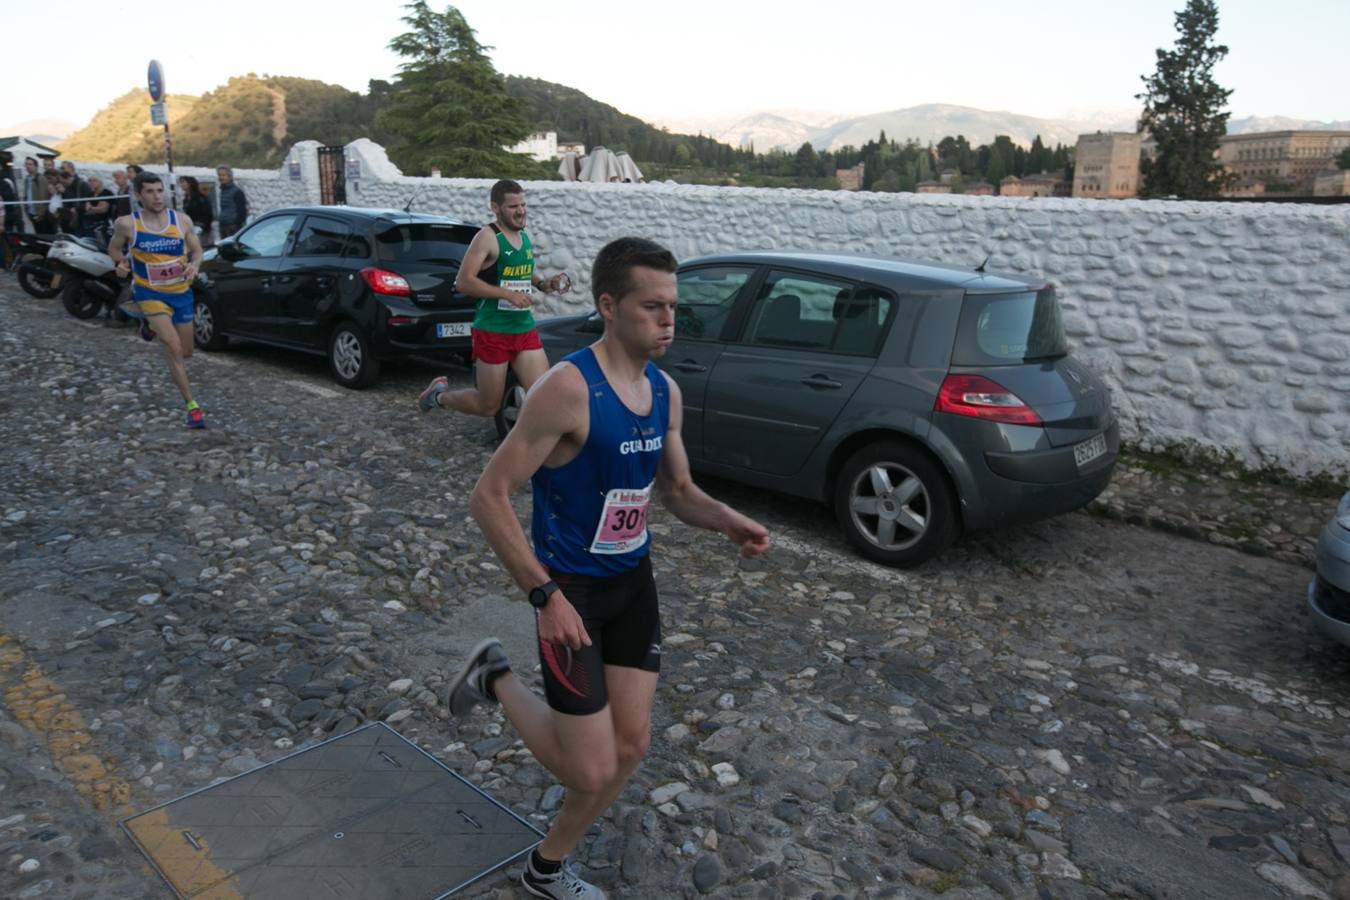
[523,252,1119,567]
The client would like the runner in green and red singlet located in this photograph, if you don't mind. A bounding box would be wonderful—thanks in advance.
[418,179,568,423]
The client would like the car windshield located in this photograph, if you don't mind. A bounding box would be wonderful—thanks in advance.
[375,224,475,265]
[953,288,1067,365]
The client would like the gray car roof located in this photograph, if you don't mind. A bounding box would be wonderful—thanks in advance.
[682,251,1046,292]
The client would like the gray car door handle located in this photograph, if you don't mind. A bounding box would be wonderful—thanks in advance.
[801,374,842,389]
[260,277,272,288]
[672,362,707,373]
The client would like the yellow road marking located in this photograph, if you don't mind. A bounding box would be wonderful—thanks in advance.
[0,633,131,810]
[0,632,245,897]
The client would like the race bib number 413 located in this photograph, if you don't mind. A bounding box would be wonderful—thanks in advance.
[589,484,651,555]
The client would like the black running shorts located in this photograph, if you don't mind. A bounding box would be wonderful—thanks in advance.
[538,555,661,716]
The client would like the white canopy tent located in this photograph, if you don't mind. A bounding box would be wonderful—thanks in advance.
[559,146,644,183]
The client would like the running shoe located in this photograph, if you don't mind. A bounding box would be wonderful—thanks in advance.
[522,855,607,899]
[139,317,156,342]
[418,376,448,413]
[445,638,509,717]
[185,404,206,429]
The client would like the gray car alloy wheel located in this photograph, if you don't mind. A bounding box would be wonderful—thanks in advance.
[847,460,930,551]
[332,330,364,381]
[193,302,214,345]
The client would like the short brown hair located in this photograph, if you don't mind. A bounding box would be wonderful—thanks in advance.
[591,237,678,309]
[489,179,523,206]
[133,171,163,194]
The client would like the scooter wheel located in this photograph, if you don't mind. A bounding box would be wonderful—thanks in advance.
[17,261,60,299]
[61,278,103,320]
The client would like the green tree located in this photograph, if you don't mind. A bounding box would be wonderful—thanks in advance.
[376,2,532,177]
[1338,147,1350,170]
[794,141,819,177]
[1136,0,1235,198]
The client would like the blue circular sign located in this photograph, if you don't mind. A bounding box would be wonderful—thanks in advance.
[147,60,165,102]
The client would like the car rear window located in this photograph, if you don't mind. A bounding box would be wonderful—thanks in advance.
[375,224,477,264]
[953,288,1067,365]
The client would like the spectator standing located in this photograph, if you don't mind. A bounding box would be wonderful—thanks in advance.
[0,154,18,270]
[58,162,92,237]
[214,165,248,238]
[23,157,49,231]
[40,171,76,234]
[85,175,115,246]
[111,169,133,217]
[178,176,213,246]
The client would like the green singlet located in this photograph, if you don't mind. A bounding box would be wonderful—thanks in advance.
[471,225,536,335]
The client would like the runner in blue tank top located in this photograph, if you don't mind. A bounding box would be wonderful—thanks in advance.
[446,237,770,900]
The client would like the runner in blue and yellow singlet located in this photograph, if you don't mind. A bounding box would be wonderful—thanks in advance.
[109,171,207,428]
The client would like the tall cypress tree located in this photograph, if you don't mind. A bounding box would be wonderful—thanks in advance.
[376,1,534,177]
[1136,0,1235,198]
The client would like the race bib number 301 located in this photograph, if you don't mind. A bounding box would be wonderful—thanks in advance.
[497,279,533,312]
[589,485,651,555]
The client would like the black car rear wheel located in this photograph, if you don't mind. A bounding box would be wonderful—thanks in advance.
[494,371,525,441]
[328,321,380,389]
[834,441,958,568]
[193,298,228,350]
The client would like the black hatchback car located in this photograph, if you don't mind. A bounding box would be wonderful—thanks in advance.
[528,252,1119,567]
[195,207,479,387]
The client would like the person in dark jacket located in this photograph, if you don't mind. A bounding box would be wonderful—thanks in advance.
[214,165,247,238]
[178,176,214,246]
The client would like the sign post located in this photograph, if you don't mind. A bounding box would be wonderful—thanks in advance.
[147,60,176,209]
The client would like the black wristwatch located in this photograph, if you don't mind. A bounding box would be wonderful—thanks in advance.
[528,580,558,609]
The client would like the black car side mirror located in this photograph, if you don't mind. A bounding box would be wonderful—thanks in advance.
[216,239,242,260]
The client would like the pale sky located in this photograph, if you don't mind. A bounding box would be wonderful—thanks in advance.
[3,0,1345,133]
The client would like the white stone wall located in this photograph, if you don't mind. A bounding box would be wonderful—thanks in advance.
[73,141,1350,478]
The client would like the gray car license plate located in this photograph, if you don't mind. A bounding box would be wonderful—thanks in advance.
[437,323,471,338]
[1074,432,1108,468]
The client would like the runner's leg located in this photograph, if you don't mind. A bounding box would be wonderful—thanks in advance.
[147,314,193,404]
[534,665,658,861]
[437,358,508,417]
[511,347,550,391]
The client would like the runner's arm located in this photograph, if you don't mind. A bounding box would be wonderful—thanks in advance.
[178,212,203,278]
[108,216,133,273]
[655,375,770,557]
[470,365,593,647]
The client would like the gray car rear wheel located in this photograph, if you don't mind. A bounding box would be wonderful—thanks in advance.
[834,441,958,568]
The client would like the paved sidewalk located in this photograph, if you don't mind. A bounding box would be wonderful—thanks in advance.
[1092,451,1340,570]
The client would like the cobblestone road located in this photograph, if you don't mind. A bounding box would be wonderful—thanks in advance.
[1,280,1347,900]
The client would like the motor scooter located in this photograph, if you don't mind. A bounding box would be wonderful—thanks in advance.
[6,231,62,298]
[48,234,130,320]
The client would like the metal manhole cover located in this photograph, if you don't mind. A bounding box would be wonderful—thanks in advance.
[122,722,542,899]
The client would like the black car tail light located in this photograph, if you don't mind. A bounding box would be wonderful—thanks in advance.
[360,267,411,297]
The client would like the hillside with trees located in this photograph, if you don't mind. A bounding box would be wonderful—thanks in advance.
[58,89,200,163]
[60,76,375,168]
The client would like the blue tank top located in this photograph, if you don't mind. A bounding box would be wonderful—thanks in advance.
[532,346,670,577]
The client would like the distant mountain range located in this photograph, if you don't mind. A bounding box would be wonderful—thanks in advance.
[0,118,80,148]
[660,105,1350,152]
